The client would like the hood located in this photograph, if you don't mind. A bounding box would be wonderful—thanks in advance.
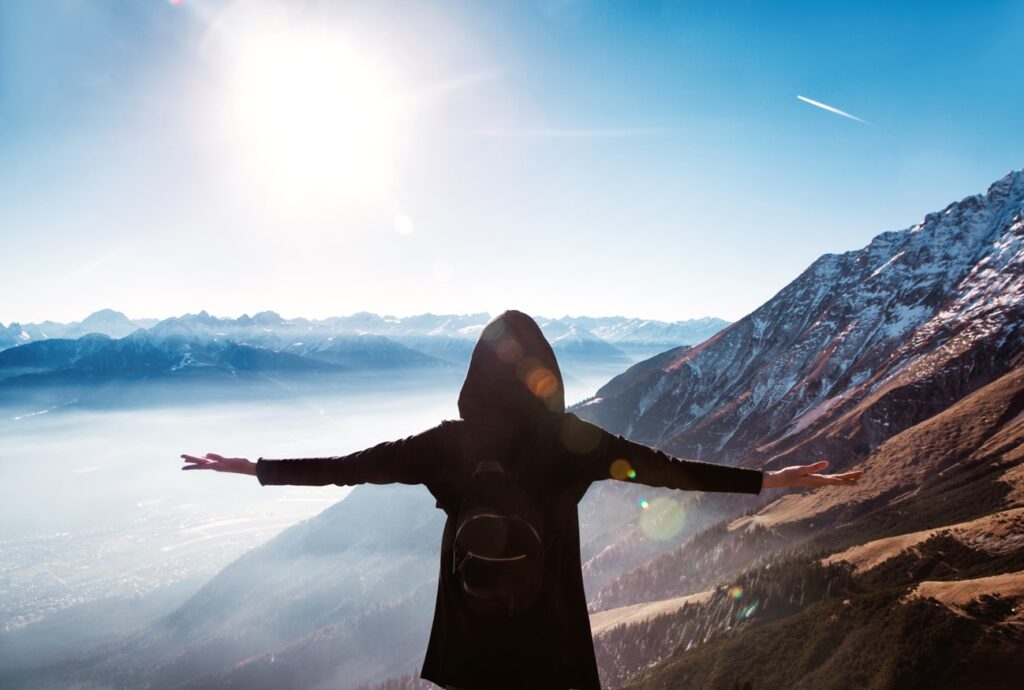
[457,310,565,423]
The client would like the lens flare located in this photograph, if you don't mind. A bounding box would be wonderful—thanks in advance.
[516,358,559,399]
[737,600,760,620]
[638,498,650,510]
[495,337,523,364]
[609,459,634,480]
[728,585,744,600]
[528,367,558,398]
[639,496,686,541]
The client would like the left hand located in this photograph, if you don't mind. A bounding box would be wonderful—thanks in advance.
[763,460,863,489]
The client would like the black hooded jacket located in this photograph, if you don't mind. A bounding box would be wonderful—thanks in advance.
[256,311,764,689]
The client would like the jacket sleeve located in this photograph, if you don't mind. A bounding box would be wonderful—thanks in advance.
[255,422,446,487]
[561,414,763,494]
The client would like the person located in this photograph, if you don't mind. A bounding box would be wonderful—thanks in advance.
[181,310,863,690]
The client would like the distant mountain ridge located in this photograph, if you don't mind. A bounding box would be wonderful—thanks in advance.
[0,311,729,385]
[0,308,149,347]
[0,310,727,356]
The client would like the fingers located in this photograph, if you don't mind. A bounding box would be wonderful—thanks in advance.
[180,454,210,464]
[824,473,858,483]
[801,460,830,474]
[803,472,862,487]
[832,470,865,480]
[821,470,864,482]
[180,453,227,462]
[180,453,219,471]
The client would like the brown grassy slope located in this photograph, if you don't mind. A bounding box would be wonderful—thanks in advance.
[617,589,1024,690]
[592,369,1024,689]
[589,367,1024,614]
[589,589,713,636]
[593,517,1024,689]
[822,507,1024,573]
[905,570,1024,622]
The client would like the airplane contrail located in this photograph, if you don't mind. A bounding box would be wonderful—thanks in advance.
[797,95,868,124]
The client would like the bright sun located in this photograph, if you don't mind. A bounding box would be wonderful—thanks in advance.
[223,24,404,210]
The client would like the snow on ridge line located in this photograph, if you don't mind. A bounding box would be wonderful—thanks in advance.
[1,312,734,354]
[583,168,1024,462]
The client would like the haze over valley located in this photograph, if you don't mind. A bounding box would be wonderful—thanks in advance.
[0,312,721,637]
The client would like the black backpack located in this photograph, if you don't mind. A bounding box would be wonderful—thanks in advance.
[451,445,546,617]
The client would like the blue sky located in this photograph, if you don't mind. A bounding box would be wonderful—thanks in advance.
[2,0,1022,324]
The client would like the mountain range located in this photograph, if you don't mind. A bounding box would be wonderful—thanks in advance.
[3,170,1023,689]
[0,311,729,386]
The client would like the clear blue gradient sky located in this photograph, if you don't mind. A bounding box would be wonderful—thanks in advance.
[2,0,1022,324]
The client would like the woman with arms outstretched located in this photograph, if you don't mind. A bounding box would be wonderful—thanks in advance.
[181,310,862,690]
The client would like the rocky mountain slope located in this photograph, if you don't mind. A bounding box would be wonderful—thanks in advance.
[580,170,1024,473]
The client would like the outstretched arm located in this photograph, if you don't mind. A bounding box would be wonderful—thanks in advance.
[180,422,446,487]
[563,414,862,493]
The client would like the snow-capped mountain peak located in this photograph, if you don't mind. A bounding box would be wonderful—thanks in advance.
[577,169,1024,471]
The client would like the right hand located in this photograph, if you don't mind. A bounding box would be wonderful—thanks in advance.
[762,460,863,489]
[180,452,257,476]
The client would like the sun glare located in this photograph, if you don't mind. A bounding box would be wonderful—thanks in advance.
[223,23,404,211]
